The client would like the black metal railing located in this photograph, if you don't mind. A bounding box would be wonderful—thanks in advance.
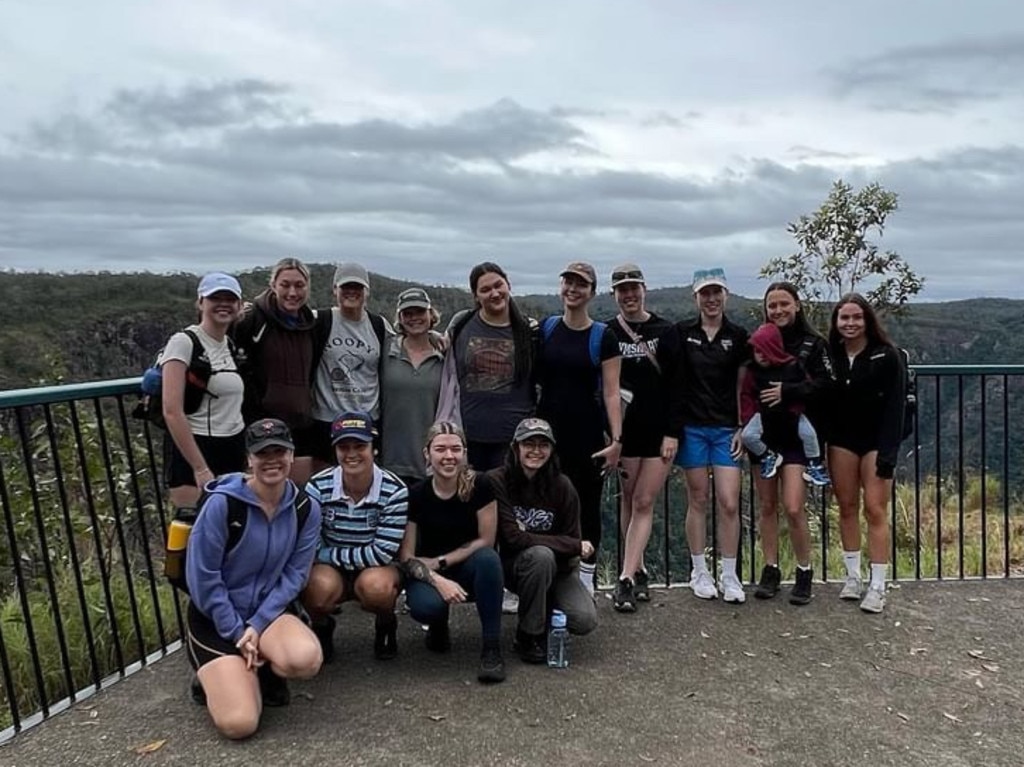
[1,365,1023,742]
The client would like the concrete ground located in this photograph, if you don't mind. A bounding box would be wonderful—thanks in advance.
[2,580,1023,767]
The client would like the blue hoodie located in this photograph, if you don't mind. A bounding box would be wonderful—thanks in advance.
[186,473,321,642]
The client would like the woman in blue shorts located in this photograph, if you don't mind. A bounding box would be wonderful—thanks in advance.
[664,268,749,604]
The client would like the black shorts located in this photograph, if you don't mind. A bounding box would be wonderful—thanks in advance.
[164,432,246,488]
[829,435,878,458]
[620,426,662,459]
[186,602,242,670]
[289,421,321,458]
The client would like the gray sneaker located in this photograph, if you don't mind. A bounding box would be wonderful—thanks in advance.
[860,584,886,614]
[839,575,863,601]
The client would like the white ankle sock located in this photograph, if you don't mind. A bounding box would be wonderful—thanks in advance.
[869,563,887,590]
[843,550,861,579]
[691,554,707,573]
[721,557,737,579]
[578,562,596,594]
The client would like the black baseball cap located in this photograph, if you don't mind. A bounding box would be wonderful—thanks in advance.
[245,418,295,453]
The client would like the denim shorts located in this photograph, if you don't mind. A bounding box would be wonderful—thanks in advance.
[676,425,739,469]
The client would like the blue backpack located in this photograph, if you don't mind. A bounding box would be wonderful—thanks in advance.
[540,316,605,368]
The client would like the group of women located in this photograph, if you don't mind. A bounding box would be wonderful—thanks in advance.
[160,257,907,739]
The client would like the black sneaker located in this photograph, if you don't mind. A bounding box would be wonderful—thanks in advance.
[190,675,206,706]
[374,613,398,660]
[258,664,290,707]
[425,621,451,653]
[478,640,506,684]
[754,564,781,600]
[513,629,546,664]
[633,569,651,602]
[612,577,637,613]
[313,615,336,664]
[789,567,813,606]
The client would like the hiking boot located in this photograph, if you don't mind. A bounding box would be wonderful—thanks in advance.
[754,564,781,600]
[612,577,637,613]
[478,640,506,684]
[803,460,831,487]
[789,568,814,606]
[690,569,718,600]
[502,588,519,615]
[374,613,398,660]
[720,573,746,604]
[313,615,336,664]
[860,584,886,614]
[633,569,651,602]
[759,451,781,480]
[258,664,290,707]
[513,629,546,664]
[839,574,863,601]
[190,675,206,706]
[424,621,451,653]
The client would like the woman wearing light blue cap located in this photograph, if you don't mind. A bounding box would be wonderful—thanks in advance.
[161,272,248,510]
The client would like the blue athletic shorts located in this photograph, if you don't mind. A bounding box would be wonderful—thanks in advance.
[676,425,739,469]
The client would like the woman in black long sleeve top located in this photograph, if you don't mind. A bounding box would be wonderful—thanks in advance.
[827,294,906,615]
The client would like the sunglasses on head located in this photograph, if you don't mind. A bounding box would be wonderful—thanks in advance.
[693,268,726,281]
[613,270,643,281]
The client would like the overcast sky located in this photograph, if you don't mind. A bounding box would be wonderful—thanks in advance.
[1,1,1022,300]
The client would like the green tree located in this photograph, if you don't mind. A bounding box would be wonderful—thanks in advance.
[761,180,924,322]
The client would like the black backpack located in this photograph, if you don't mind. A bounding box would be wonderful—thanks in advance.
[133,330,245,430]
[896,347,917,441]
[164,486,312,596]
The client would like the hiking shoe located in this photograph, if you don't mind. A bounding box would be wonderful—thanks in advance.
[759,451,781,480]
[612,577,637,613]
[513,629,546,665]
[789,568,813,606]
[374,613,398,660]
[478,641,506,684]
[313,615,336,664]
[690,569,718,600]
[190,675,206,706]
[720,574,746,604]
[803,461,831,487]
[860,584,886,614]
[839,574,863,601]
[424,621,451,653]
[258,664,290,707]
[754,564,781,600]
[633,569,651,602]
[502,588,519,615]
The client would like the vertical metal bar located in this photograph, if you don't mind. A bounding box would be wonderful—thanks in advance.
[708,468,718,578]
[890,472,898,581]
[957,376,965,579]
[42,403,102,691]
[91,398,146,666]
[934,375,943,579]
[1002,375,1010,578]
[141,423,183,635]
[113,396,168,652]
[68,400,125,673]
[15,406,76,705]
[980,376,987,579]
[747,469,757,585]
[662,475,671,585]
[913,374,922,581]
[819,487,828,581]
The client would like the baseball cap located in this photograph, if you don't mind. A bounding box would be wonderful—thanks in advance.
[560,261,596,286]
[513,417,556,445]
[197,272,242,299]
[333,262,370,289]
[397,287,431,312]
[610,263,645,289]
[692,267,728,294]
[245,418,295,453]
[330,411,377,444]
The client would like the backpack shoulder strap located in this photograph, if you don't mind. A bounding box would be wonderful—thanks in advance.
[368,312,386,349]
[294,487,312,531]
[448,309,474,343]
[224,495,249,552]
[589,321,606,368]
[182,329,203,367]
[541,315,560,341]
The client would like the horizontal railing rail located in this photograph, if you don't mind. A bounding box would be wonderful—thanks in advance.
[1,365,1023,742]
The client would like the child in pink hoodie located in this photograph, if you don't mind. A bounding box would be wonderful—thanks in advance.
[740,324,830,486]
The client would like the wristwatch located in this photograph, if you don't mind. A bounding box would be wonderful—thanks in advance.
[438,556,448,571]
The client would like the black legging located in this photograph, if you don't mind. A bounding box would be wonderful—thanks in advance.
[556,444,605,562]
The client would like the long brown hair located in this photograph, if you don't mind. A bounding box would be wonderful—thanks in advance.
[424,421,476,501]
[828,292,894,349]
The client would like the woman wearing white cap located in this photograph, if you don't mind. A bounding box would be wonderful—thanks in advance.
[380,287,445,485]
[161,272,247,510]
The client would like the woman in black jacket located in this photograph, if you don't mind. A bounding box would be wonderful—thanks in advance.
[827,293,906,615]
[752,282,835,606]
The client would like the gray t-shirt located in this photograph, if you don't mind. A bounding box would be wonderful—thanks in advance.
[455,313,534,443]
[380,337,444,480]
[312,309,383,421]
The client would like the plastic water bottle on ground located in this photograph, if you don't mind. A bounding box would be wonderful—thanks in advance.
[547,610,569,668]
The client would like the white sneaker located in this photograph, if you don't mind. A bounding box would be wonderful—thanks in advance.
[501,588,519,615]
[839,575,863,601]
[860,584,886,614]
[719,574,746,604]
[690,569,718,600]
